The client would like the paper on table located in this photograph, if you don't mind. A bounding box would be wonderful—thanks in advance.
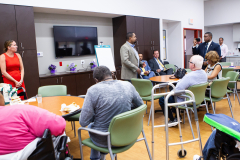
[60,103,80,112]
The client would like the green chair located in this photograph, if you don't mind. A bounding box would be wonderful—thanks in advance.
[38,85,79,137]
[177,82,209,138]
[204,78,234,118]
[165,64,176,73]
[219,62,231,66]
[226,71,240,104]
[185,69,192,73]
[222,68,234,77]
[78,104,152,160]
[131,78,164,126]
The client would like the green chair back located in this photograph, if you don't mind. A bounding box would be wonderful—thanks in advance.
[188,82,209,105]
[210,78,230,98]
[108,104,147,146]
[131,78,152,97]
[226,71,239,89]
[165,64,176,73]
[222,68,234,77]
[219,62,231,66]
[185,69,192,73]
[38,85,67,97]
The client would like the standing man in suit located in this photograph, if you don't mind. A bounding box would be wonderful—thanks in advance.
[120,32,145,80]
[192,32,221,69]
[148,50,173,75]
[138,53,155,79]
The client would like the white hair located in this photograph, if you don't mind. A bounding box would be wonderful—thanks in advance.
[191,55,203,69]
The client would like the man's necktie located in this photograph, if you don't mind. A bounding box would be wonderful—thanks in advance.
[141,67,147,75]
[157,59,166,71]
[204,42,208,59]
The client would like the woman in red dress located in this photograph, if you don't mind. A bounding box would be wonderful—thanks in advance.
[0,40,26,100]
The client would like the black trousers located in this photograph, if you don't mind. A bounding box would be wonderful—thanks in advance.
[157,68,173,75]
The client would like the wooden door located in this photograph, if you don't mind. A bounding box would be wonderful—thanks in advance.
[151,19,160,46]
[15,6,36,50]
[136,46,145,56]
[22,50,40,97]
[0,4,18,54]
[135,17,144,46]
[144,46,153,61]
[143,18,152,46]
[126,16,135,33]
[40,77,58,87]
[76,73,93,95]
[60,75,77,96]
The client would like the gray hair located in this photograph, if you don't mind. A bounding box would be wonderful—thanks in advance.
[93,66,112,81]
[191,55,203,69]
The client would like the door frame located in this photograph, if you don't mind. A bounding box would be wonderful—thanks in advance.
[183,28,202,68]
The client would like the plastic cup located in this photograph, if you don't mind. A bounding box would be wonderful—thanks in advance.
[36,94,42,103]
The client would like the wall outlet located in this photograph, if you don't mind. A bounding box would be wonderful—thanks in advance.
[81,60,85,64]
[37,52,43,57]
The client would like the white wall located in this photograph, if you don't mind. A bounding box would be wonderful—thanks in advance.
[167,21,183,67]
[205,24,240,55]
[34,13,113,74]
[186,30,194,55]
[205,0,240,26]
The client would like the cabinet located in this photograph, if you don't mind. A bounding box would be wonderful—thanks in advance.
[40,75,77,95]
[112,16,160,68]
[15,6,37,50]
[76,73,94,95]
[0,4,40,98]
[0,4,18,54]
[233,24,240,42]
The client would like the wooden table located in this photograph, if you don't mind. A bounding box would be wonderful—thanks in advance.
[28,96,84,116]
[222,66,240,70]
[149,75,179,83]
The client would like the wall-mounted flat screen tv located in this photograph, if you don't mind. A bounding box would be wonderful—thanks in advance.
[53,26,98,57]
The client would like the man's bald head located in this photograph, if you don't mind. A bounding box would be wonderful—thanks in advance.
[190,55,203,69]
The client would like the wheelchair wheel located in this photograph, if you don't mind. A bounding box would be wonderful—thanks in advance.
[177,149,187,158]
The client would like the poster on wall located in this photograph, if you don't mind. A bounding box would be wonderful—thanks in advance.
[163,30,167,60]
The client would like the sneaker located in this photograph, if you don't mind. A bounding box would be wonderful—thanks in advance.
[174,117,182,123]
[193,155,200,160]
[168,120,178,127]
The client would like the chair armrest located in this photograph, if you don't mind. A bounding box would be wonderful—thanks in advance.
[78,127,110,136]
[62,109,81,119]
[229,81,236,83]
[57,136,68,152]
[206,88,211,90]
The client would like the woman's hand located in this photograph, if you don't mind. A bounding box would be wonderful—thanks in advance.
[15,81,22,88]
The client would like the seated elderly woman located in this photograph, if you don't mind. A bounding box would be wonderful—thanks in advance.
[205,51,222,82]
[0,93,66,158]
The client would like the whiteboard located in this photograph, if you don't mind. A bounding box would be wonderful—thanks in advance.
[94,45,116,72]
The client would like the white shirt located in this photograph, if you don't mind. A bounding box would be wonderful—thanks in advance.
[220,43,228,58]
[206,40,212,51]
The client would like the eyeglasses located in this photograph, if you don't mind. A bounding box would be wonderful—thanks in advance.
[188,60,194,64]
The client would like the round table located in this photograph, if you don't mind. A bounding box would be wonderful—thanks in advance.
[222,66,240,70]
[149,75,179,83]
[28,96,84,116]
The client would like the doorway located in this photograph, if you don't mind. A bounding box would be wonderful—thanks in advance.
[183,28,202,68]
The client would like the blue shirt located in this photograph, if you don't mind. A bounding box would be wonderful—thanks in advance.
[127,41,139,66]
[154,58,164,70]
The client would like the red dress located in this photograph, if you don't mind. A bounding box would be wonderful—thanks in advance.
[2,53,26,100]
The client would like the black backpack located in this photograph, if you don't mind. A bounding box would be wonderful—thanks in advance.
[170,68,187,79]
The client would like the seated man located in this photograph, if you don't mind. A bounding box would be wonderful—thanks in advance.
[138,53,155,79]
[0,93,66,157]
[80,66,143,160]
[159,55,207,124]
[148,50,173,75]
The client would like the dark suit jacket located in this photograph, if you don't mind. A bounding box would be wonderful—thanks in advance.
[192,41,221,59]
[148,58,165,73]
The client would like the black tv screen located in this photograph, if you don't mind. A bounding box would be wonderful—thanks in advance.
[53,26,98,57]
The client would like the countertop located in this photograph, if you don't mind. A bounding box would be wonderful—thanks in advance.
[226,55,240,58]
[39,69,93,78]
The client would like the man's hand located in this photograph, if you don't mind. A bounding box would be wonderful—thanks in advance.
[203,61,208,66]
[142,62,146,68]
[156,69,161,73]
[144,71,149,75]
[136,68,141,74]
